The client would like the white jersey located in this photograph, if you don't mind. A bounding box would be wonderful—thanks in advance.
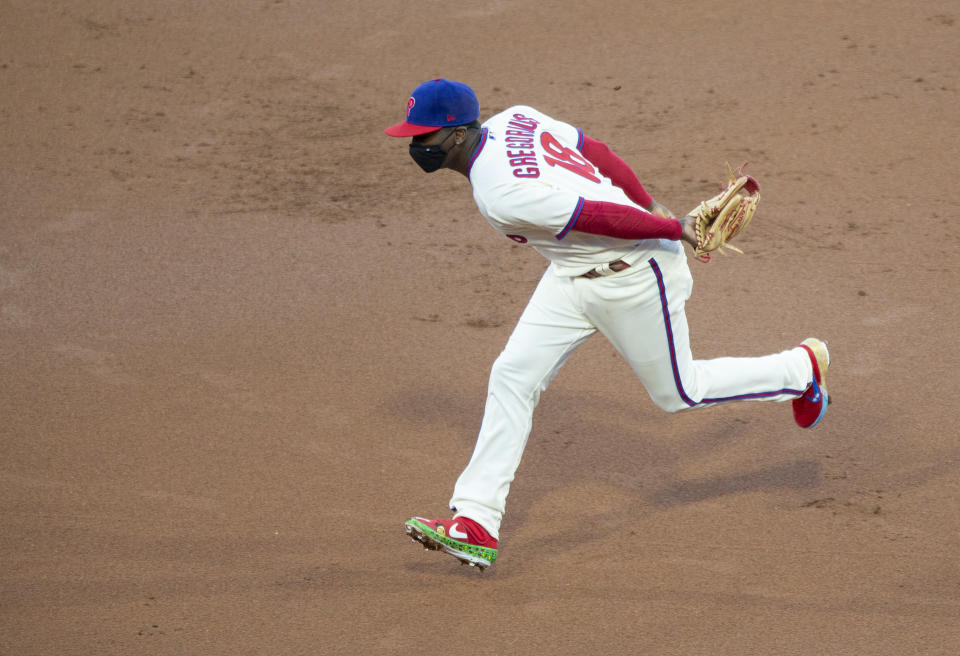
[467,105,679,276]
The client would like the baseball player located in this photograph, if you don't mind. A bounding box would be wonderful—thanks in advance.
[385,79,830,570]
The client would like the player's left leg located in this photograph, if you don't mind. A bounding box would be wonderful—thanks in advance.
[637,302,813,411]
[584,250,814,413]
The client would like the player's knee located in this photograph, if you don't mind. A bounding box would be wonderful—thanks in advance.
[489,350,552,397]
[648,389,694,414]
[637,363,700,413]
[489,352,527,388]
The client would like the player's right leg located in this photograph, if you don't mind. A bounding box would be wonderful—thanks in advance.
[449,267,596,539]
[406,266,595,567]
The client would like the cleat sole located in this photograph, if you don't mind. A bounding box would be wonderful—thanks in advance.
[404,520,493,570]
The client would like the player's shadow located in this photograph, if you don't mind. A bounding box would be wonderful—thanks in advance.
[648,459,821,507]
[497,458,822,579]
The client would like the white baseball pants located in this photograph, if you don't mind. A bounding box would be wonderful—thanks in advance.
[449,248,814,538]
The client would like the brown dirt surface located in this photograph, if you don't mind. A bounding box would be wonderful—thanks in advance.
[2,1,959,654]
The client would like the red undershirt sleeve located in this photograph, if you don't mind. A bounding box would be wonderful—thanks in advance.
[571,199,682,241]
[579,135,654,209]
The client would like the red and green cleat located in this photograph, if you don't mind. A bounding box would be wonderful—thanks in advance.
[404,516,498,570]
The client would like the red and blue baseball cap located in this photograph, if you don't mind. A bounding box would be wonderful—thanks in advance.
[384,79,479,137]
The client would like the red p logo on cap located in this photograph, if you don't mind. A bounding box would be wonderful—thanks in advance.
[406,97,416,117]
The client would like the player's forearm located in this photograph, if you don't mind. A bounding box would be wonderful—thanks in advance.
[572,199,682,241]
[579,136,654,209]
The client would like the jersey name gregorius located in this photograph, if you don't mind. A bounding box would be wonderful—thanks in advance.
[467,105,673,276]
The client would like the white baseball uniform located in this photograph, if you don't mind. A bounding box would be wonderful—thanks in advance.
[449,106,815,538]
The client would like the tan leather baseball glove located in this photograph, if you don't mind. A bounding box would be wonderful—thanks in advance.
[687,163,760,262]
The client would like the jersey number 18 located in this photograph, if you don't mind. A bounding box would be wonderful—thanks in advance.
[540,132,600,184]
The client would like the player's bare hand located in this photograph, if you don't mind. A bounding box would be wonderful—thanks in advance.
[679,215,699,247]
[648,200,675,219]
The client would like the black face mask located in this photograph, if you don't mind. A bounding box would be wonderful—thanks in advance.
[409,130,456,173]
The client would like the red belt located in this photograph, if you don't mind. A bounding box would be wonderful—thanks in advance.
[579,259,631,279]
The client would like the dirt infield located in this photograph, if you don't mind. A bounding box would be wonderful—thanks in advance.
[2,1,959,654]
